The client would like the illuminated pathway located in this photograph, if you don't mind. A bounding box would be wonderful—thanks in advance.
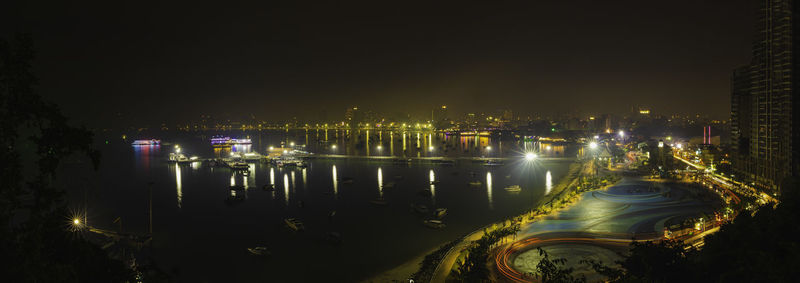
[494,177,721,282]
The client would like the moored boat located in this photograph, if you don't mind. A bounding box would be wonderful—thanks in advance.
[284,218,305,231]
[505,185,522,192]
[423,219,446,229]
[247,246,270,256]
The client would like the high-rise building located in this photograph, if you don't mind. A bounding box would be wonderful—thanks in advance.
[731,1,800,192]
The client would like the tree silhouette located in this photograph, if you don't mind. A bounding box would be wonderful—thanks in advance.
[0,34,132,282]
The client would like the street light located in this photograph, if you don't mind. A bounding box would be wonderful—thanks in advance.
[589,142,598,149]
[486,146,492,151]
[73,218,80,225]
[331,145,337,149]
[619,130,625,138]
[524,152,537,161]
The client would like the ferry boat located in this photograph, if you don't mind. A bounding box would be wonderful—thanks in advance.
[168,152,191,163]
[132,139,160,146]
[424,219,446,229]
[284,218,305,231]
[210,136,253,147]
[505,185,522,192]
[469,181,483,186]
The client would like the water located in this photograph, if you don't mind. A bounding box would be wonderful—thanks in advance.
[61,130,575,282]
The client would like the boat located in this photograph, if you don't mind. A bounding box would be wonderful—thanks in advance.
[262,184,275,191]
[434,208,447,218]
[339,177,354,184]
[370,198,388,206]
[411,203,429,213]
[505,185,522,192]
[241,152,263,161]
[210,136,252,147]
[383,182,395,189]
[424,219,446,229]
[247,246,270,256]
[469,181,483,186]
[483,160,504,166]
[230,162,250,170]
[169,152,191,163]
[132,139,160,146]
[230,184,245,191]
[284,218,305,231]
[430,180,440,185]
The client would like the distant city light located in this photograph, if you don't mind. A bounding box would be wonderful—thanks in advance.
[428,146,434,151]
[331,145,337,149]
[546,145,552,151]
[525,152,537,161]
[377,145,382,150]
[619,130,625,137]
[658,141,664,148]
[589,142,598,149]
[290,142,295,147]
[269,146,274,150]
[486,146,492,151]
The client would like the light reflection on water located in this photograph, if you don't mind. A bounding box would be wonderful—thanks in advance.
[175,164,182,208]
[332,165,338,196]
[76,132,577,282]
[487,172,493,210]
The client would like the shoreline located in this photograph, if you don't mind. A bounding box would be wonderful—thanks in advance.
[365,160,589,282]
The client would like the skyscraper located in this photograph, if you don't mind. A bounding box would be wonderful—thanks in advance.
[731,0,800,192]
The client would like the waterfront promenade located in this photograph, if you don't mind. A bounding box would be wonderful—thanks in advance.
[492,176,722,282]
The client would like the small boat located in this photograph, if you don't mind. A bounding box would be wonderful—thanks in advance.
[262,184,275,191]
[424,219,446,229]
[230,184,245,191]
[483,160,504,166]
[434,208,447,218]
[284,218,305,231]
[383,182,395,189]
[247,246,270,256]
[370,198,388,206]
[230,162,250,170]
[339,177,354,184]
[469,181,483,186]
[411,203,429,213]
[430,180,440,185]
[505,185,522,192]
[394,175,404,179]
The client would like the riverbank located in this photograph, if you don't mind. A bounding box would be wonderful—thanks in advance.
[365,159,600,282]
[434,161,620,282]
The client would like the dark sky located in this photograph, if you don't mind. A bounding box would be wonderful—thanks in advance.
[1,1,755,125]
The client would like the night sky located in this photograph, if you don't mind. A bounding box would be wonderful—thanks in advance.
[1,1,755,126]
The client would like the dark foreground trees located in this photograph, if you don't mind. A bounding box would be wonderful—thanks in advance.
[1,34,132,282]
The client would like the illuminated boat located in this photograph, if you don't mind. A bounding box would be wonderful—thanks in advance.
[210,136,252,147]
[132,139,160,145]
[504,185,522,192]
